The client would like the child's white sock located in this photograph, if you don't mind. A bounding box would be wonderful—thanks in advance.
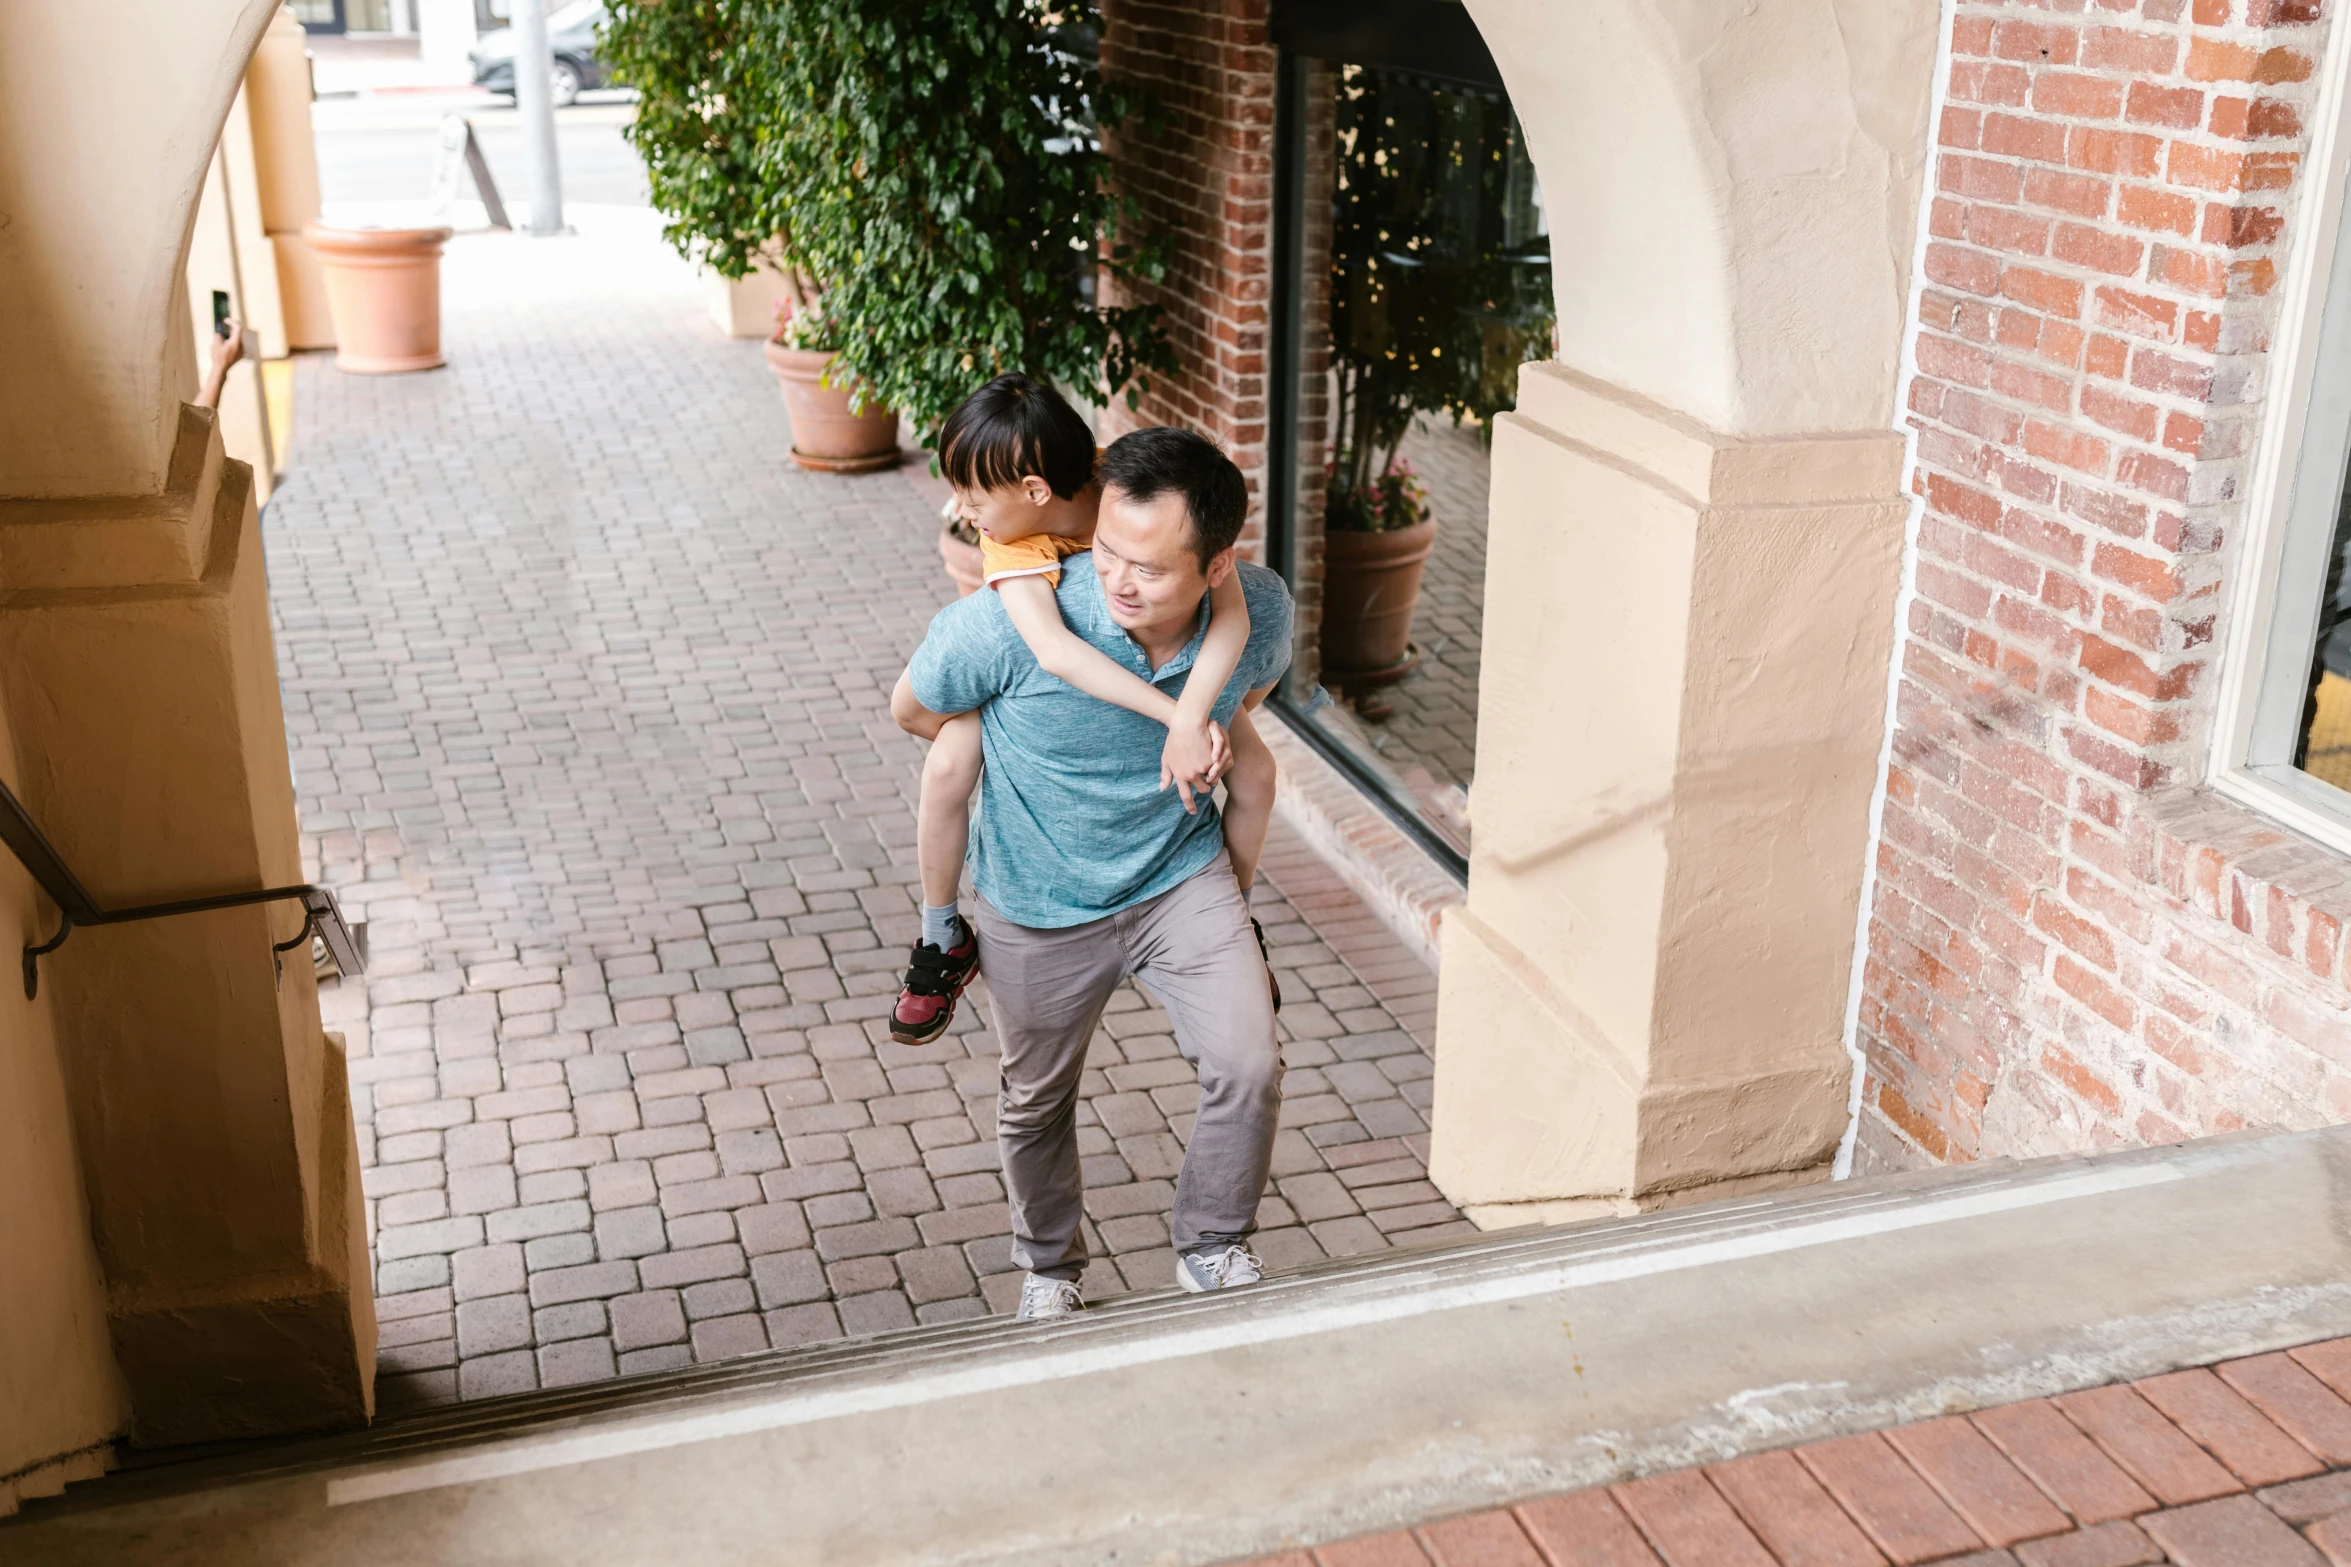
[921,901,965,951]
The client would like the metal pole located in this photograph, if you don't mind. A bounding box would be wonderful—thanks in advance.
[511,0,564,235]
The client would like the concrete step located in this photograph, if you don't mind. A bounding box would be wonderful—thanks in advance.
[9,1125,2351,1564]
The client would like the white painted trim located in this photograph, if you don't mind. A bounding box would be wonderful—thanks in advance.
[1836,0,1960,1180]
[326,1159,2180,1506]
[982,561,1066,586]
[2207,0,2351,857]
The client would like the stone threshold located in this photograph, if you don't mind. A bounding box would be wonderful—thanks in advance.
[13,1127,2351,1563]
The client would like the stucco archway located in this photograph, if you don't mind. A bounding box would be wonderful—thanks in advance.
[1427,0,1942,1221]
[0,0,375,1469]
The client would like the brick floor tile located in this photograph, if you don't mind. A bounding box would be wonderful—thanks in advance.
[1706,1449,1887,1566]
[763,1302,844,1348]
[1611,1472,1777,1567]
[1890,1416,2074,1547]
[533,1302,605,1343]
[2260,1471,2351,1525]
[2135,1368,2325,1486]
[2292,1342,2351,1404]
[2136,1494,2325,1565]
[458,1350,537,1399]
[1416,1509,1545,1566]
[1311,1217,1391,1256]
[1796,1432,1984,1563]
[1973,1401,2158,1524]
[528,1260,638,1308]
[2313,1512,2351,1566]
[609,1290,688,1352]
[2223,1355,2351,1466]
[689,1313,768,1361]
[2054,1384,2242,1505]
[539,1337,617,1388]
[2011,1520,2161,1567]
[455,1294,531,1357]
[450,1244,525,1302]
[1512,1490,1665,1566]
[682,1279,757,1320]
[814,1217,920,1261]
[837,1290,917,1335]
[1316,1531,1434,1567]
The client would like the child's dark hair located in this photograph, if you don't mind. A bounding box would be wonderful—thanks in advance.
[937,374,1097,499]
[1097,427,1248,571]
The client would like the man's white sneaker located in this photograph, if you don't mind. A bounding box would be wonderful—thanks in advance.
[1015,1273,1086,1320]
[1175,1244,1264,1293]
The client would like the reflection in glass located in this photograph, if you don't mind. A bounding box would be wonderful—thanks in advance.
[2299,489,2351,791]
[1285,63,1553,859]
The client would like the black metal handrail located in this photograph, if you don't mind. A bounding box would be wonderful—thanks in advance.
[0,777,365,999]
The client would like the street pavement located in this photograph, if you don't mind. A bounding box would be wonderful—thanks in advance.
[265,207,1467,1407]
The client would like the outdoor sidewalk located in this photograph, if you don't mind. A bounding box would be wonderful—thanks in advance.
[263,207,1469,1409]
[1235,1337,2351,1566]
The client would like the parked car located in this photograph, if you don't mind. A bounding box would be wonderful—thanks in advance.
[470,0,609,108]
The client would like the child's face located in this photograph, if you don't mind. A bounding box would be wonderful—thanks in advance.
[953,476,1054,542]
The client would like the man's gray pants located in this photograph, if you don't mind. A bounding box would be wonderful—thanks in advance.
[973,859,1282,1281]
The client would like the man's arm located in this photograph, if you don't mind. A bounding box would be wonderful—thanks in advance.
[891,666,962,742]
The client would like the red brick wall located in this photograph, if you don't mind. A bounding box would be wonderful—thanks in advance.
[1854,0,2351,1169]
[1099,0,1277,561]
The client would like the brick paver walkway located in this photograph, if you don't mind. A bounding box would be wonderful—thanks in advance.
[1234,1336,2351,1566]
[1316,413,1487,850]
[264,209,1468,1409]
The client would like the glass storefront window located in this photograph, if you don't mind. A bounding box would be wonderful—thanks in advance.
[1268,51,1552,868]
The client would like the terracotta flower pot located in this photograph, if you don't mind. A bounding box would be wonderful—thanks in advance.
[303,222,453,374]
[940,525,985,597]
[1320,517,1437,680]
[762,341,901,473]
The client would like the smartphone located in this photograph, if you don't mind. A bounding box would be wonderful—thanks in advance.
[212,289,233,341]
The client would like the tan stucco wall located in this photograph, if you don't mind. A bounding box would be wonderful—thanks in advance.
[0,0,280,498]
[1464,0,1938,436]
[1433,0,1939,1219]
[0,410,376,1445]
[0,1,373,1457]
[0,719,125,1493]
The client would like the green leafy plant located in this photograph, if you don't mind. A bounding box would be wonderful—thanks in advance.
[1326,64,1553,531]
[606,0,1173,438]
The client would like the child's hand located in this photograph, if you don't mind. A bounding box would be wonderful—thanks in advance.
[1159,719,1229,814]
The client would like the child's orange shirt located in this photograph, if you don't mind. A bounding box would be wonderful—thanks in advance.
[979,531,1091,588]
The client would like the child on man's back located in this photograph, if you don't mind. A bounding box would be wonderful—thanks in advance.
[890,374,1278,1045]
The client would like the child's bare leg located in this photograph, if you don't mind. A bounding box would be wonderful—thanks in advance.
[917,713,983,917]
[1221,707,1277,895]
[895,713,984,1046]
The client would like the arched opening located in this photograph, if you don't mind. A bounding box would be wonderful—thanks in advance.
[1241,0,1941,1223]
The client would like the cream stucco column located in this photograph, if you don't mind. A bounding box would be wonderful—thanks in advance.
[0,409,376,1443]
[1435,0,1939,1221]
[1431,368,1907,1220]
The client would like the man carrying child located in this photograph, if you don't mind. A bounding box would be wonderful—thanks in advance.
[890,384,1293,1319]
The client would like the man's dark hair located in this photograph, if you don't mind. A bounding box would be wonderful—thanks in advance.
[936,373,1097,499]
[1097,427,1248,572]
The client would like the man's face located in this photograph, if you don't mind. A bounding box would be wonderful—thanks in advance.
[1092,485,1233,641]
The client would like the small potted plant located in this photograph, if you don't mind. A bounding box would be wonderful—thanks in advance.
[761,296,903,472]
[1321,456,1437,685]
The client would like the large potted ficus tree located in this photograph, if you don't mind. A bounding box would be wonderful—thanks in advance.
[1321,65,1555,692]
[606,0,1173,495]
